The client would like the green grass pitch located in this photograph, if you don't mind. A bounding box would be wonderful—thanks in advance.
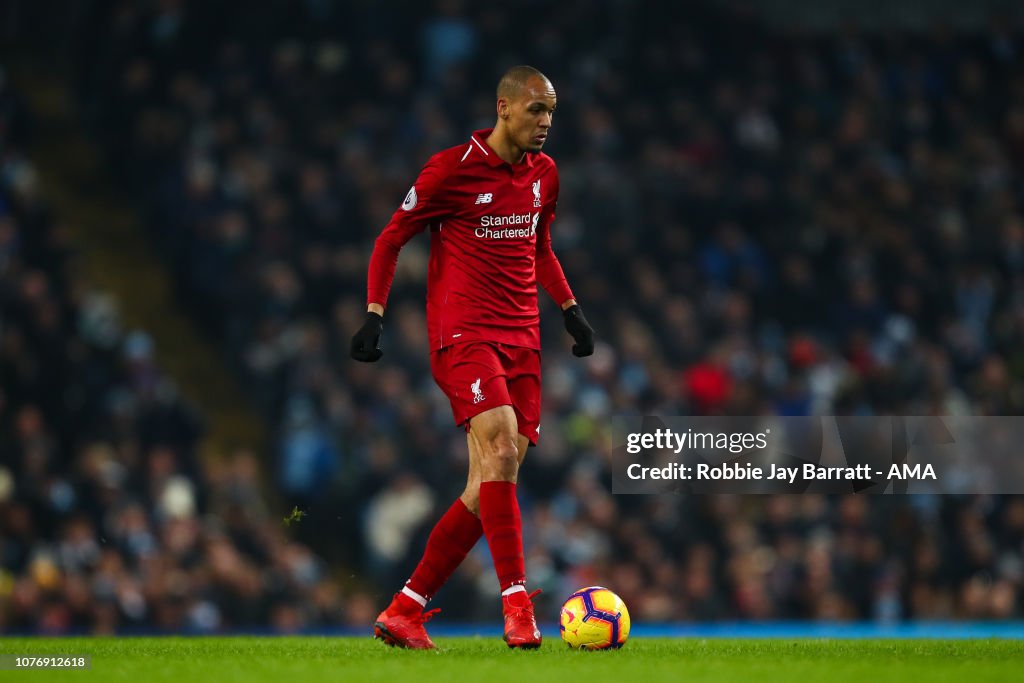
[2,637,1021,682]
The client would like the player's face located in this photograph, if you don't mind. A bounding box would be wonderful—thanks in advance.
[505,78,557,154]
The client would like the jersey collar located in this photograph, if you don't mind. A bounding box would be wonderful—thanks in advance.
[471,129,535,169]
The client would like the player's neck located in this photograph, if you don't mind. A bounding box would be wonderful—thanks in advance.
[485,127,526,165]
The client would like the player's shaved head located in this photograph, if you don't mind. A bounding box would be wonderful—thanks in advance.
[497,65,551,100]
[491,65,556,159]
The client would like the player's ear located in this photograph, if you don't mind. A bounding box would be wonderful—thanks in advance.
[497,98,510,120]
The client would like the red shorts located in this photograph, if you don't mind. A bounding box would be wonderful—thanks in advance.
[430,342,542,445]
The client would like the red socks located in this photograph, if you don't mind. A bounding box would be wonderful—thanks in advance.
[479,480,526,592]
[404,498,483,602]
[401,482,526,605]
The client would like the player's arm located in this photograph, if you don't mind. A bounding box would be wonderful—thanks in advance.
[351,155,450,362]
[535,170,594,357]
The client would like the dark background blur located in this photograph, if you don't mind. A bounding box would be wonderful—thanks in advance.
[3,0,1024,634]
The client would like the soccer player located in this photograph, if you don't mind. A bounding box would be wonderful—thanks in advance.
[351,65,594,649]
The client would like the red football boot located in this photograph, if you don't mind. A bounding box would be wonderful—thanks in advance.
[502,589,542,649]
[374,593,440,650]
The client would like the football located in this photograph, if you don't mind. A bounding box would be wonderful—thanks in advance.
[559,586,631,649]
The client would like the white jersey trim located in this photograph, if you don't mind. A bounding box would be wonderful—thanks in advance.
[471,136,490,156]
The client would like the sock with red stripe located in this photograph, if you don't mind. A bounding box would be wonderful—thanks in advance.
[479,480,526,592]
[402,498,483,606]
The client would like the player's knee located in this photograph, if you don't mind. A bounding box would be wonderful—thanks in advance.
[483,435,519,470]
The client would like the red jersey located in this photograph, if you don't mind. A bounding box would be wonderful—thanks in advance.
[366,128,574,351]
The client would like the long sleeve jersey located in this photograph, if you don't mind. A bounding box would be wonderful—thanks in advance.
[366,128,574,351]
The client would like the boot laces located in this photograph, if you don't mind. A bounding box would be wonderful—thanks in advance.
[506,589,542,614]
[412,608,440,624]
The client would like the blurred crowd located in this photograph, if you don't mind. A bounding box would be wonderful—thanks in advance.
[3,0,1024,632]
[0,70,351,634]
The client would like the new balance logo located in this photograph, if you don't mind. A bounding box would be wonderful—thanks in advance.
[471,378,486,404]
[475,193,494,204]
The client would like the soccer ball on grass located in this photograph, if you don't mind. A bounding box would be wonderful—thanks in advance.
[559,586,630,649]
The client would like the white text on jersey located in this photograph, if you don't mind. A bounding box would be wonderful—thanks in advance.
[475,213,540,239]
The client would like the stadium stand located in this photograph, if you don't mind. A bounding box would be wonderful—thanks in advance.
[0,70,344,634]
[2,1,1023,631]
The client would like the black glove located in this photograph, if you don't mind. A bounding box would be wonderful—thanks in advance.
[563,304,595,357]
[350,312,384,362]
